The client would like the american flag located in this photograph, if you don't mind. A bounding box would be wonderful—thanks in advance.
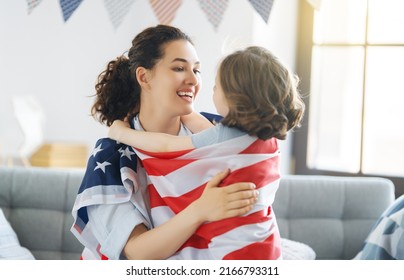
[136,134,282,259]
[355,194,404,260]
[70,137,152,260]
[71,129,282,259]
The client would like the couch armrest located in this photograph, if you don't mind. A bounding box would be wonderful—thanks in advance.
[273,175,395,259]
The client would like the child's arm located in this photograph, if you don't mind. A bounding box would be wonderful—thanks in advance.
[180,111,214,133]
[108,120,194,152]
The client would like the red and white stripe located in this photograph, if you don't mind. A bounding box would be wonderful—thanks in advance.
[135,134,282,259]
[149,0,182,25]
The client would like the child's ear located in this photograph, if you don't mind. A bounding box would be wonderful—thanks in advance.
[135,67,151,90]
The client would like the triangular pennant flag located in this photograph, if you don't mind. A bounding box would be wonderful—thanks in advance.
[26,0,43,14]
[248,0,274,23]
[149,0,182,25]
[197,0,229,31]
[103,0,136,29]
[59,0,83,22]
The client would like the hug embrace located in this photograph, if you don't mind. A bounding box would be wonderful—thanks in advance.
[71,24,304,260]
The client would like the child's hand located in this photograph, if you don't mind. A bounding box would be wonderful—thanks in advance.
[108,120,130,141]
[192,169,258,223]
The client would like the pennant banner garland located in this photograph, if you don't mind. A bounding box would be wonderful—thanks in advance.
[60,0,83,22]
[197,0,229,31]
[26,0,43,14]
[26,0,275,30]
[149,0,182,25]
[248,0,274,23]
[103,0,136,29]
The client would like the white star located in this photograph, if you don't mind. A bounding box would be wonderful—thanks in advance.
[119,147,136,160]
[92,144,103,157]
[94,161,111,173]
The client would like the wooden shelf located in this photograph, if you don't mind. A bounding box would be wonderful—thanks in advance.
[29,143,88,168]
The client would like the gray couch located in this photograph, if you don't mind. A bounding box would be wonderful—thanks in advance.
[0,166,396,260]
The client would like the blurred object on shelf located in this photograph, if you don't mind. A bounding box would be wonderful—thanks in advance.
[29,143,88,168]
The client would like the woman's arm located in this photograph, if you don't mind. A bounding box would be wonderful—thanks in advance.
[180,111,214,133]
[109,120,194,152]
[123,169,258,259]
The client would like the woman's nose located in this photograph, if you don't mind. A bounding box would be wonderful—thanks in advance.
[186,70,199,86]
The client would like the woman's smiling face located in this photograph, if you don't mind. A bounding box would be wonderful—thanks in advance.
[147,39,202,117]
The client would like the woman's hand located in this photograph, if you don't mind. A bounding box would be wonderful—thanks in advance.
[191,169,258,223]
[124,168,257,260]
[108,119,130,141]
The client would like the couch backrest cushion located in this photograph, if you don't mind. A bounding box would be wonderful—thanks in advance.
[273,175,395,260]
[0,167,396,260]
[0,166,84,260]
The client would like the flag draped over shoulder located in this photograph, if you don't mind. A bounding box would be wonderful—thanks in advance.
[70,137,152,260]
[135,134,282,260]
[355,195,404,260]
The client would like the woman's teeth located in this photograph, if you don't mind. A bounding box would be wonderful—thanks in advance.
[177,91,194,98]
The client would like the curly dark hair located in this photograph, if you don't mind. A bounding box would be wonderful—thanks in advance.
[91,25,193,126]
[220,46,305,140]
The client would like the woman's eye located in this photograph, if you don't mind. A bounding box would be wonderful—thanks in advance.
[174,67,184,72]
[194,69,201,75]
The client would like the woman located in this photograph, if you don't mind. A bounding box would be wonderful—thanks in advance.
[71,25,258,260]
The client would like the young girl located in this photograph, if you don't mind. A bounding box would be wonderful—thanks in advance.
[109,46,305,259]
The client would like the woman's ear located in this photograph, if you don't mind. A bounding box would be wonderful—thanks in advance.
[136,67,151,90]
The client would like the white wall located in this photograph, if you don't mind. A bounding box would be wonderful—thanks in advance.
[0,0,298,174]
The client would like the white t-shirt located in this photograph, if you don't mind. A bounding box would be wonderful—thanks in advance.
[86,115,192,259]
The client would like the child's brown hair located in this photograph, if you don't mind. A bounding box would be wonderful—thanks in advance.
[219,46,305,140]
